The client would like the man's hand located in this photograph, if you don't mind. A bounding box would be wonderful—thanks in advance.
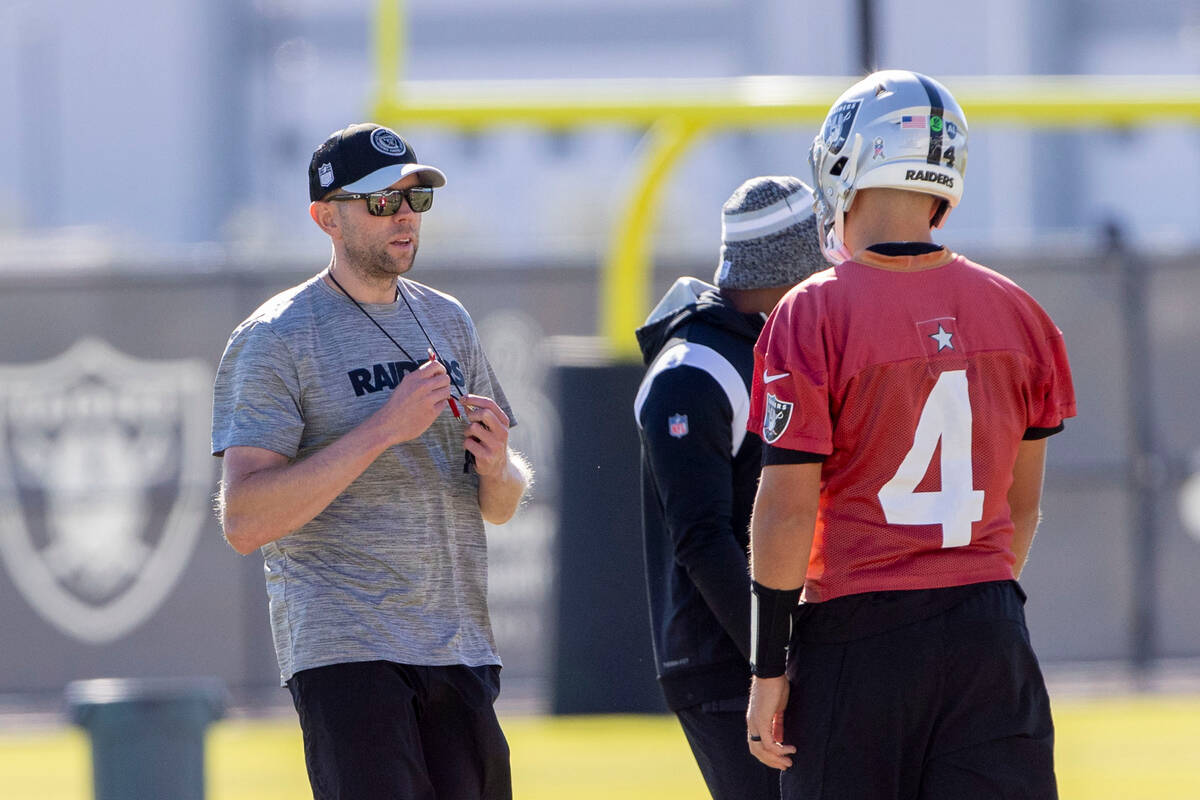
[460,394,511,476]
[747,675,796,769]
[376,357,453,445]
[458,395,530,524]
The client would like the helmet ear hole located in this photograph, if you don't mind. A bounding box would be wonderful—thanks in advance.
[829,157,848,177]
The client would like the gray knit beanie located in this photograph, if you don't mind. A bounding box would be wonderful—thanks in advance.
[714,175,825,290]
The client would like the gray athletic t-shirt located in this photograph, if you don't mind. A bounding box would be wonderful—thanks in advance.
[211,273,514,684]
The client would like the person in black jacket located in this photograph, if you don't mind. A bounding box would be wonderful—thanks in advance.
[634,175,825,799]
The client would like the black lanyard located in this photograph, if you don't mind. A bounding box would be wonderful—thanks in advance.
[327,270,467,399]
[327,269,476,471]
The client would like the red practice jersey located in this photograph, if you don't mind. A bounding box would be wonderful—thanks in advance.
[748,248,1076,602]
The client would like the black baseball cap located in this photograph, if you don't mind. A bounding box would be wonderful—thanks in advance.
[308,123,447,202]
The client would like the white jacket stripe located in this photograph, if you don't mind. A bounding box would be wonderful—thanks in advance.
[633,341,749,456]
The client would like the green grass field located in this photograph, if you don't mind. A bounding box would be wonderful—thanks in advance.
[1,695,1197,799]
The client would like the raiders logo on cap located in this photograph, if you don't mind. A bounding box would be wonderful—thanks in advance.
[370,128,407,156]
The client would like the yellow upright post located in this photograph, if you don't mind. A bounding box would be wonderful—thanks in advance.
[374,0,404,108]
[601,117,705,360]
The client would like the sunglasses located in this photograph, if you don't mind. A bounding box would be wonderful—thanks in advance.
[327,186,434,215]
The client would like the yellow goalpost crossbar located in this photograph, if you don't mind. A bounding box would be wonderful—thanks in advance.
[370,1,1200,359]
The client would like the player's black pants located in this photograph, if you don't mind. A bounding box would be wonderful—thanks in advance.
[287,661,511,800]
[676,695,782,800]
[780,580,1057,800]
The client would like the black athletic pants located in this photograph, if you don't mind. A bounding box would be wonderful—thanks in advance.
[287,661,511,800]
[676,695,782,800]
[780,581,1057,800]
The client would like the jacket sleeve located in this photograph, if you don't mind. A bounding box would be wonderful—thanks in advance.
[638,364,752,660]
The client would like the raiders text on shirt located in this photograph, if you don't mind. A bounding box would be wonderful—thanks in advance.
[347,359,464,397]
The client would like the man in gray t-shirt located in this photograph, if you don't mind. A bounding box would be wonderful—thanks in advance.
[212,123,532,800]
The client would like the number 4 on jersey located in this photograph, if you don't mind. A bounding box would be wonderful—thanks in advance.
[877,369,984,548]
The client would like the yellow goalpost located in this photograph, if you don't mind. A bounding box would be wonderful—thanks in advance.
[369,1,1200,359]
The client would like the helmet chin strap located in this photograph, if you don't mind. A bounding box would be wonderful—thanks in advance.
[823,218,852,265]
[821,134,864,265]
[930,198,950,229]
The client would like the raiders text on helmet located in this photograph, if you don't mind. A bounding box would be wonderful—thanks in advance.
[808,70,969,264]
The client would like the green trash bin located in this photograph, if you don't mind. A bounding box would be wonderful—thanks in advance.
[65,677,227,800]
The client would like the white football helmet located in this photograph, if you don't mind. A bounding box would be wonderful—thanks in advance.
[808,70,968,264]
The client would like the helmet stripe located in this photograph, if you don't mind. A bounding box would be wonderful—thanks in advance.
[915,73,945,166]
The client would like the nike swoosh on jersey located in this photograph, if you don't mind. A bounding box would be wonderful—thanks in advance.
[762,369,790,384]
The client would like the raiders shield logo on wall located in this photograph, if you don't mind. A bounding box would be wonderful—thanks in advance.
[0,338,214,643]
[762,393,794,444]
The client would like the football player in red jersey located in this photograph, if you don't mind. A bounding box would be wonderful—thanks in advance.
[744,71,1076,799]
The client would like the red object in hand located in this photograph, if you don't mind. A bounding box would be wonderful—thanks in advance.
[428,347,464,421]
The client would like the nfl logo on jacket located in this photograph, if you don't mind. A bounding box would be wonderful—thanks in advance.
[668,414,689,438]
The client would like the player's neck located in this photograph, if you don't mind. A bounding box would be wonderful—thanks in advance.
[724,285,792,315]
[844,189,938,261]
[325,260,398,304]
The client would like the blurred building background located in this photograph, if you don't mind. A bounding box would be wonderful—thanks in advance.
[1,0,1199,712]
[2,0,1199,258]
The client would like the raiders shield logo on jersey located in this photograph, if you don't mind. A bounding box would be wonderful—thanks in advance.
[762,393,793,444]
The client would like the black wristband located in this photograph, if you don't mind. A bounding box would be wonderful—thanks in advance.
[750,581,802,678]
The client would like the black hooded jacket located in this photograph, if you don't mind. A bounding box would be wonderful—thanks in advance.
[634,280,766,711]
